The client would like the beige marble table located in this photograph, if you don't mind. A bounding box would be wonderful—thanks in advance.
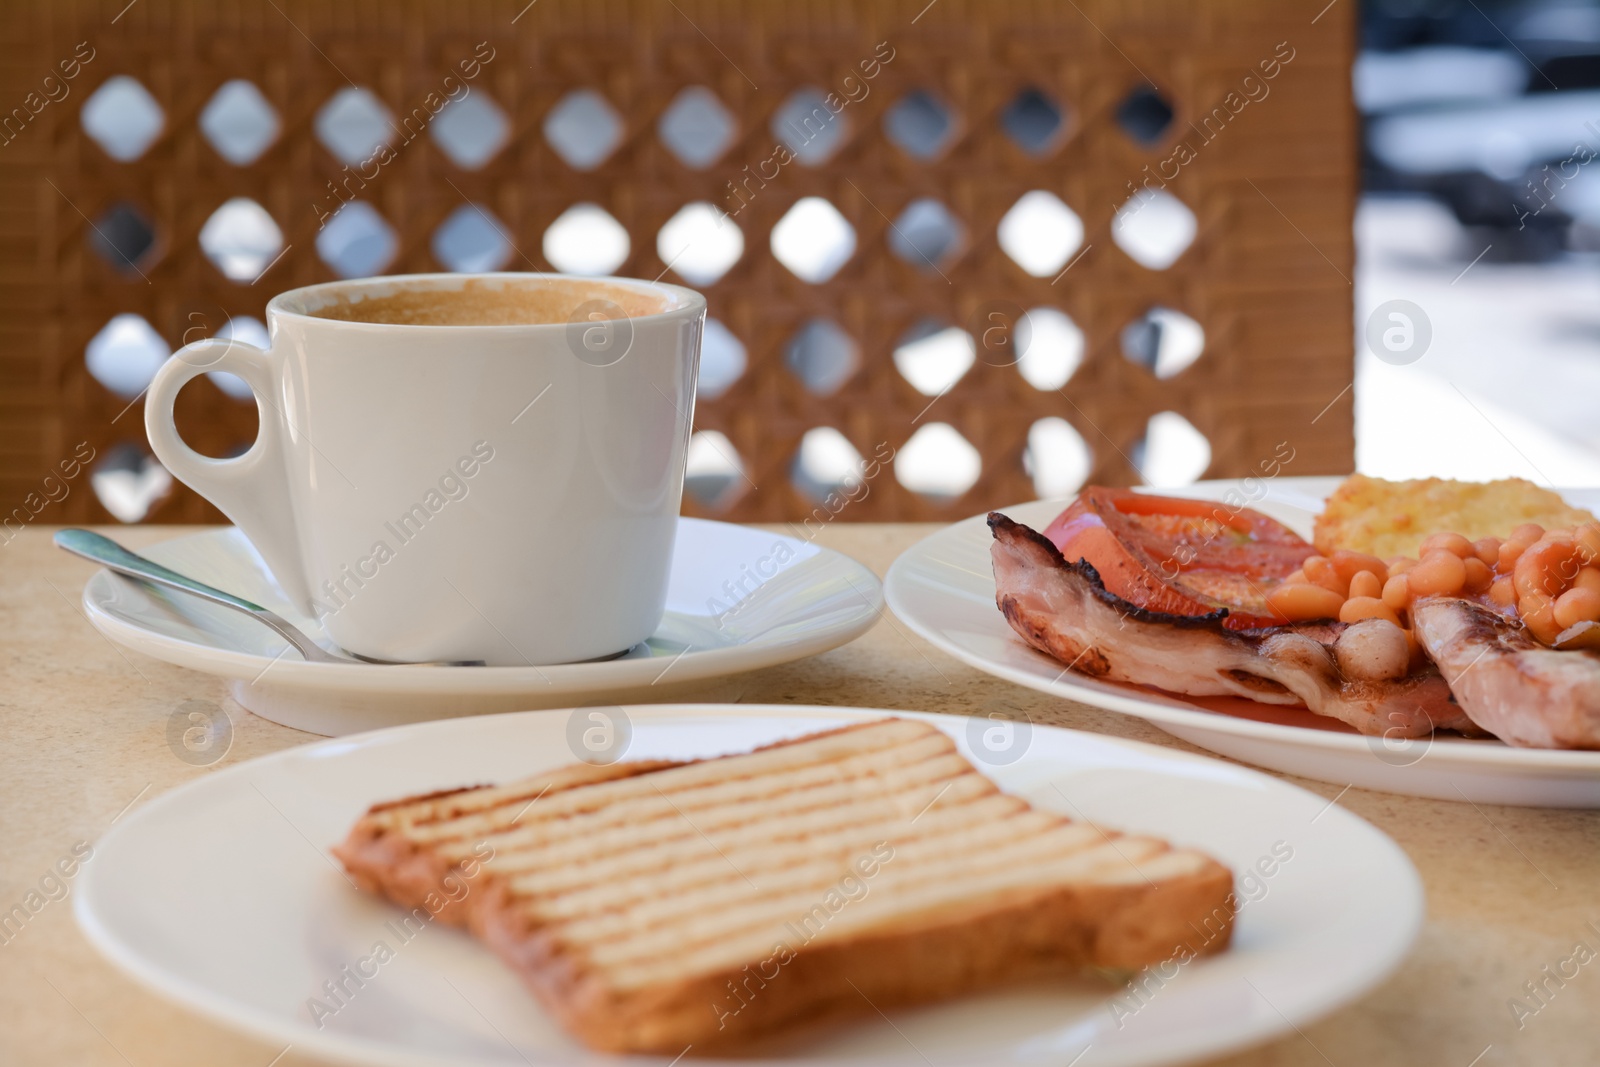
[2,524,1597,1066]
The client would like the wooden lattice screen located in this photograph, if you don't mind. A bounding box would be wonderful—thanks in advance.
[0,0,1356,527]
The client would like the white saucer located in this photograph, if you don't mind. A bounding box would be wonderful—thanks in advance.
[75,703,1421,1067]
[82,519,882,735]
[884,477,1600,808]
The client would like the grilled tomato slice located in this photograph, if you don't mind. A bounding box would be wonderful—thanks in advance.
[1041,487,1315,629]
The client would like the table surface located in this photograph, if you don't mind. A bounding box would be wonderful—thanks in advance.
[3,523,1597,1067]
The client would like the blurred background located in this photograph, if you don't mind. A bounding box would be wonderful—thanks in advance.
[1,0,1596,531]
[1358,0,1600,485]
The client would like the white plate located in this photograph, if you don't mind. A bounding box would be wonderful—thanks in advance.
[885,476,1600,808]
[82,519,882,735]
[75,703,1421,1067]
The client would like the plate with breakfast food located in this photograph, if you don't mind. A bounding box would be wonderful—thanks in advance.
[79,518,881,736]
[885,475,1600,807]
[75,704,1420,1067]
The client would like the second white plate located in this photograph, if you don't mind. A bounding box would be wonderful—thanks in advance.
[75,704,1422,1067]
[884,477,1600,807]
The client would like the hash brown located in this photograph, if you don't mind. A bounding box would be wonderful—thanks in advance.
[1313,474,1594,559]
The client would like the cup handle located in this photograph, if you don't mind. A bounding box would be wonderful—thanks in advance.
[144,337,314,612]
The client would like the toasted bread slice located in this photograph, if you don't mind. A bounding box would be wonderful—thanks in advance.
[1314,474,1595,559]
[334,719,1234,1053]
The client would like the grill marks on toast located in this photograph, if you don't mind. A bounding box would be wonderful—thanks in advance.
[475,760,990,900]
[335,717,1236,1053]
[422,728,961,850]
[526,792,1034,925]
[356,721,1209,966]
[588,826,1143,978]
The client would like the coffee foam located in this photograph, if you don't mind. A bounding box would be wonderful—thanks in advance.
[303,278,672,326]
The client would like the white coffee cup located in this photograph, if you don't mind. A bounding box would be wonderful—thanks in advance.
[145,273,704,666]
